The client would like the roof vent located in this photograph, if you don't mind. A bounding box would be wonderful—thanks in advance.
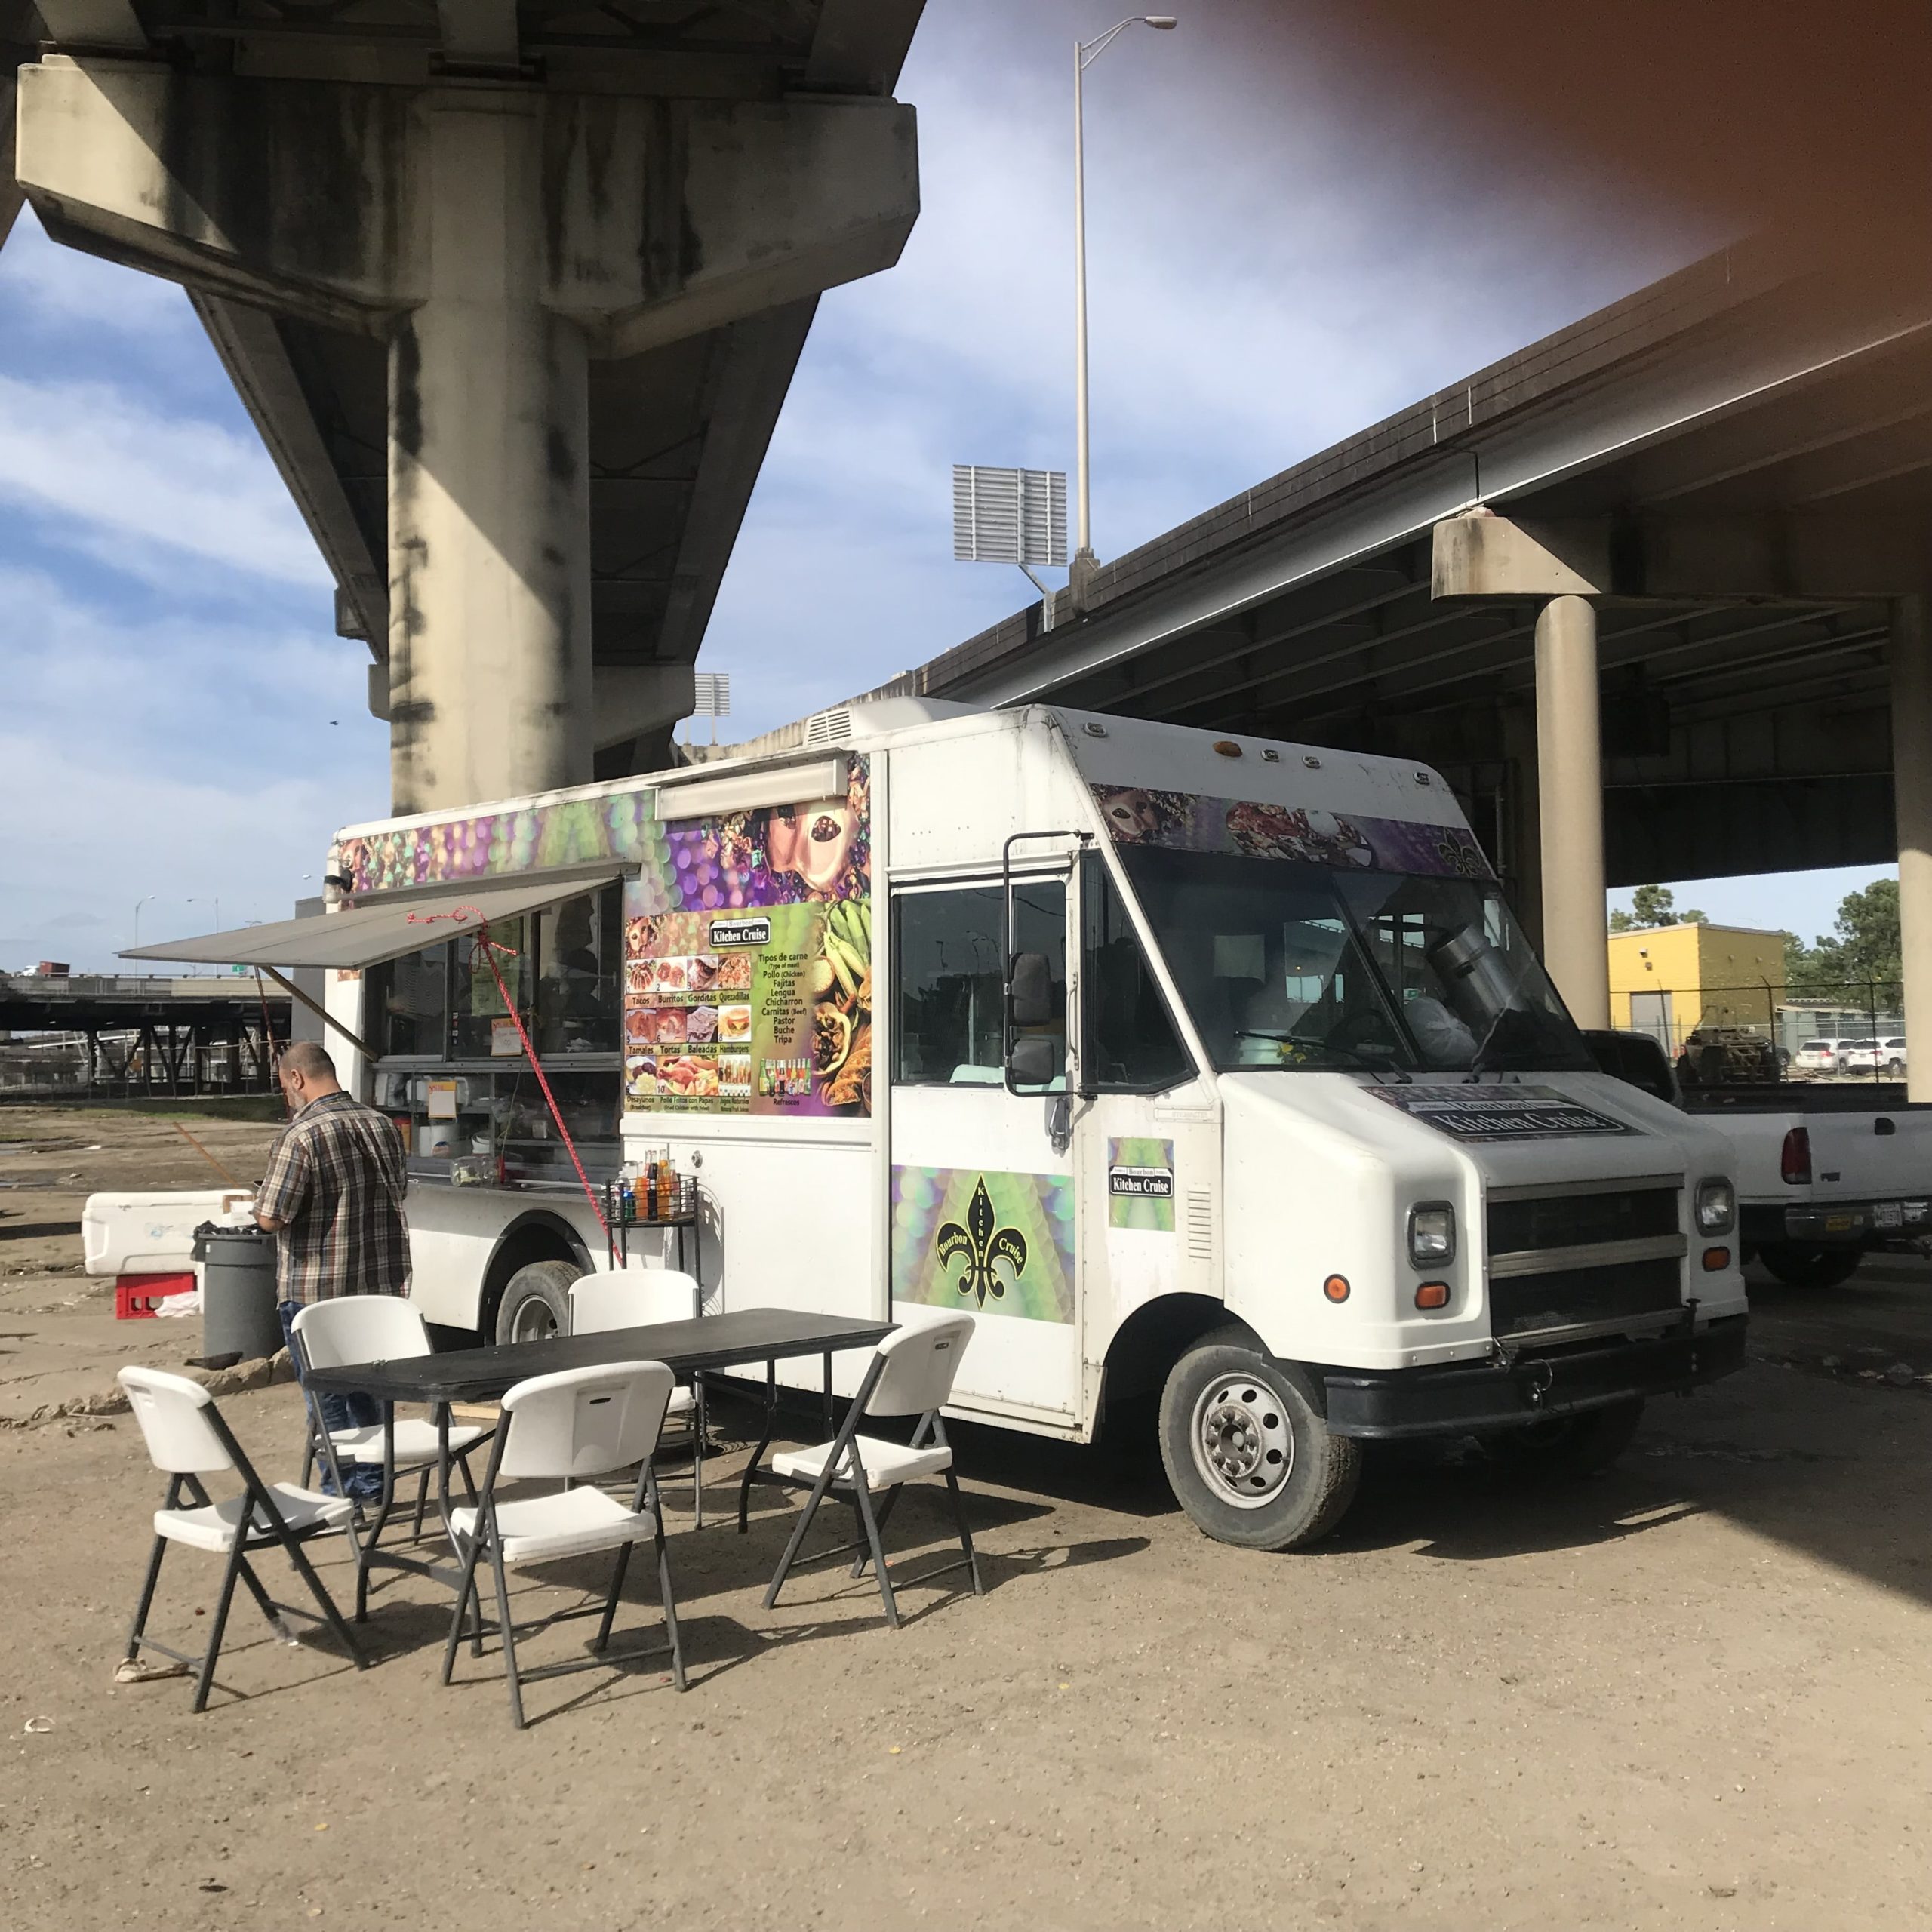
[804,706,854,746]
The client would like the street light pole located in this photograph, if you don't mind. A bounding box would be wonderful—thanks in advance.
[1071,14,1177,609]
[132,894,156,948]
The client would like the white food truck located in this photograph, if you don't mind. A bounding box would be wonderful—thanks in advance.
[134,697,1748,1548]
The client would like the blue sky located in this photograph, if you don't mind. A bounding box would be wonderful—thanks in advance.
[0,2,1890,970]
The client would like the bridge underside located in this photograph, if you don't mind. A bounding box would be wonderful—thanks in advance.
[1,0,924,796]
[901,231,1932,894]
[884,228,1932,1085]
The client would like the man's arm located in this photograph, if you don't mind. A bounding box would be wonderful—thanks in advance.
[255,1128,312,1235]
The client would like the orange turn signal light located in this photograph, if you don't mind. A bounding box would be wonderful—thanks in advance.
[1702,1247,1730,1272]
[1414,1281,1450,1310]
[1323,1274,1351,1303]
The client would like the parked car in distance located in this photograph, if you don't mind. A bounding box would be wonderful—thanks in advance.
[1835,1038,1884,1075]
[1882,1036,1909,1074]
[1794,1040,1841,1075]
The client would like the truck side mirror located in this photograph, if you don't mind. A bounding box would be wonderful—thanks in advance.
[1007,1033,1059,1088]
[1008,951,1053,1029]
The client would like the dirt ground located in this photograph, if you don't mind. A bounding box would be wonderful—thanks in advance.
[8,1105,1932,1930]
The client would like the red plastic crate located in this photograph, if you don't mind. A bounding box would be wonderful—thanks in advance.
[115,1272,196,1321]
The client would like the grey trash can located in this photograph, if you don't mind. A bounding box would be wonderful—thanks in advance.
[192,1223,285,1363]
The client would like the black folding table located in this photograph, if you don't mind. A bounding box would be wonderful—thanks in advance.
[301,1306,897,1613]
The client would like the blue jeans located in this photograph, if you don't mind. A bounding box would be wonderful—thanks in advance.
[278,1300,385,1502]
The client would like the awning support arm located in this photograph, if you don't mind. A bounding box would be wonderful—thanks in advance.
[255,964,376,1062]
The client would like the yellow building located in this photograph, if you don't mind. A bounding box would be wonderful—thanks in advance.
[1607,922,1786,1051]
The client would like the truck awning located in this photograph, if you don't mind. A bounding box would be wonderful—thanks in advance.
[118,867,626,971]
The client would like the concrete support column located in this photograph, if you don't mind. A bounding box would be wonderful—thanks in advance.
[1534,595,1611,1028]
[386,97,592,814]
[1891,595,1932,1102]
[1499,701,1543,952]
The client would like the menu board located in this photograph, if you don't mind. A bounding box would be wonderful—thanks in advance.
[622,757,872,1118]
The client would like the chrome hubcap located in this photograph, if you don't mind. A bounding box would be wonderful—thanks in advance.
[1192,1374,1294,1508]
[511,1297,558,1344]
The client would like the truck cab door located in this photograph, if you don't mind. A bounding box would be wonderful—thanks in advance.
[888,869,1081,1424]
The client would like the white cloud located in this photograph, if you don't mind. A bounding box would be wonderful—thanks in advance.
[706,4,1711,742]
[0,211,197,337]
[0,569,386,967]
[0,374,328,586]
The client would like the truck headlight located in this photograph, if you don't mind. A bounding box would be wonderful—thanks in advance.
[1696,1178,1736,1235]
[1408,1203,1456,1266]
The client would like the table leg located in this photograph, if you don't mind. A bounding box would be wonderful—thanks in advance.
[822,1350,834,1438]
[738,1358,777,1535]
[355,1400,400,1623]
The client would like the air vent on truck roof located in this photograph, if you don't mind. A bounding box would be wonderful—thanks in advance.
[804,706,853,746]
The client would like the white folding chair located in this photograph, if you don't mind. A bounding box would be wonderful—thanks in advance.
[117,1367,366,1712]
[290,1297,491,1616]
[764,1312,983,1629]
[442,1361,687,1729]
[569,1271,708,1524]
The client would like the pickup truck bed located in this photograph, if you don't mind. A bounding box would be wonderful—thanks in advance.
[1681,1082,1932,1284]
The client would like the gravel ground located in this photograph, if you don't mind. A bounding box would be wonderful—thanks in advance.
[5,1106,1932,1930]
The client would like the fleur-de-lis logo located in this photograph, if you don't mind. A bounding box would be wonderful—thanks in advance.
[935,1177,1028,1309]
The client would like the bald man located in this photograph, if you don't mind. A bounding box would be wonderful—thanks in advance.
[257,1042,410,1500]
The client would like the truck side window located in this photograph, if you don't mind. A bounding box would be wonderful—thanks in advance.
[1082,856,1194,1092]
[894,883,1066,1085]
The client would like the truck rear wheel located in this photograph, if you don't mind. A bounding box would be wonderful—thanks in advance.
[1157,1328,1361,1550]
[1758,1243,1863,1289]
[494,1258,580,1344]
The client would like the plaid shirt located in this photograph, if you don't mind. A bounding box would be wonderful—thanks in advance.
[257,1092,411,1306]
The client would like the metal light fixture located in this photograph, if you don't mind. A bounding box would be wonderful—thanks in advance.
[1071,14,1179,605]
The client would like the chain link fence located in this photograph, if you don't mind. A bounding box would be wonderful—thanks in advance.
[1618,980,1907,1085]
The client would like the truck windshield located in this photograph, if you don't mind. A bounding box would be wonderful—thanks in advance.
[1118,846,1593,1075]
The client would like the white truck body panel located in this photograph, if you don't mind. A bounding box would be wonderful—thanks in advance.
[129,700,1749,1466]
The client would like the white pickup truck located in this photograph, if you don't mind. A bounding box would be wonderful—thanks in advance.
[1589,1032,1932,1287]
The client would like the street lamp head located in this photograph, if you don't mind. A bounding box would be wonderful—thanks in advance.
[1143,15,1179,26]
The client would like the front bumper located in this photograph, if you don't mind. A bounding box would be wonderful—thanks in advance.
[1321,1314,1748,1441]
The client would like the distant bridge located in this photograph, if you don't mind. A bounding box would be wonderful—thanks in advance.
[0,973,289,1097]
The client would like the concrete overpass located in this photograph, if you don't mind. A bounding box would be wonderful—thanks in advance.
[0,0,922,804]
[860,228,1932,1090]
[0,971,288,1094]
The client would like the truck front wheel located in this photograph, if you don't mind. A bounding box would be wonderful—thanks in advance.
[1758,1243,1863,1289]
[1157,1328,1361,1550]
[494,1258,581,1344]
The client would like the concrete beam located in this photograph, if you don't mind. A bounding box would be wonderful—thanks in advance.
[592,665,698,751]
[1641,511,1931,599]
[17,60,917,351]
[34,1,143,48]
[1893,595,1932,1102]
[1432,512,1609,598]
[1436,508,1932,603]
[190,293,387,651]
[561,99,918,358]
[0,66,20,253]
[436,2,518,66]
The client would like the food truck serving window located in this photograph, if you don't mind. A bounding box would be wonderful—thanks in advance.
[363,884,623,1186]
[365,888,622,1063]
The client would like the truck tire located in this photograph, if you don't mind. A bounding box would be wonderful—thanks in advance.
[1157,1327,1361,1550]
[1485,1397,1645,1478]
[1758,1243,1863,1289]
[494,1258,580,1345]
